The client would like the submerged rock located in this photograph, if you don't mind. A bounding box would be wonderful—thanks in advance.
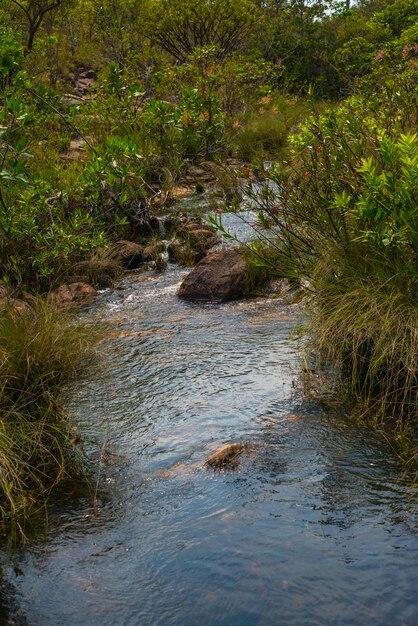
[178,250,246,302]
[206,443,246,469]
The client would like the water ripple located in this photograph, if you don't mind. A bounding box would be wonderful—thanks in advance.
[6,267,418,626]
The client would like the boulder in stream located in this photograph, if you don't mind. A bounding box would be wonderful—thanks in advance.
[49,282,97,307]
[115,240,145,269]
[178,250,246,302]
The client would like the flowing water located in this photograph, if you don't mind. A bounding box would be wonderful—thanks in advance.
[2,234,417,625]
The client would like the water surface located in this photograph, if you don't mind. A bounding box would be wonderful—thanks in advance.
[3,266,417,626]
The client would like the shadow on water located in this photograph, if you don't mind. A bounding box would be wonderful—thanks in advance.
[1,264,417,626]
[0,570,30,625]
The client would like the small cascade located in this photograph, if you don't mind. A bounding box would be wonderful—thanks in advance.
[160,240,170,265]
[157,216,166,238]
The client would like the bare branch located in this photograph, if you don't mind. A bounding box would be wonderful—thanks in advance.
[10,0,63,53]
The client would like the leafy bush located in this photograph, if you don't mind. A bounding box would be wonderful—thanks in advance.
[0,182,109,291]
[0,69,112,291]
[0,29,24,90]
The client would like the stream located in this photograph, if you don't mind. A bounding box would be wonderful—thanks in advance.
[1,210,417,625]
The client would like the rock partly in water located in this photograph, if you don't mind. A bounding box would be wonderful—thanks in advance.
[115,240,145,270]
[178,250,246,302]
[187,228,219,257]
[72,258,121,288]
[206,443,246,469]
[50,282,97,307]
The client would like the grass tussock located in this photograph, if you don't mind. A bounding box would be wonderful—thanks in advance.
[242,244,283,296]
[310,271,417,427]
[235,113,291,162]
[0,300,100,538]
[71,249,123,288]
[229,90,417,433]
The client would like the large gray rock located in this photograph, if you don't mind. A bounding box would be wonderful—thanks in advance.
[178,250,246,302]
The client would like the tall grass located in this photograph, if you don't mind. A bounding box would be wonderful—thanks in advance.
[0,300,99,538]
[233,98,311,162]
[309,247,417,425]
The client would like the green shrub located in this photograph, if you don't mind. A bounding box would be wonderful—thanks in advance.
[142,88,227,162]
[0,186,109,291]
[0,29,24,90]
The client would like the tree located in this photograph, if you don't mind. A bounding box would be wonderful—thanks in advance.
[146,0,261,62]
[10,0,63,53]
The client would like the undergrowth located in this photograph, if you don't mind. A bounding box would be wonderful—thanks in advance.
[234,96,311,163]
[309,253,417,426]
[0,300,100,539]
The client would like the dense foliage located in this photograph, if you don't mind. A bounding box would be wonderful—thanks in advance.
[1,0,416,290]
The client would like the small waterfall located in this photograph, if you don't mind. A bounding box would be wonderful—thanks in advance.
[157,215,167,238]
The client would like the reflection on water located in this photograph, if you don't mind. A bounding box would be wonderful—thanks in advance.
[3,267,417,626]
